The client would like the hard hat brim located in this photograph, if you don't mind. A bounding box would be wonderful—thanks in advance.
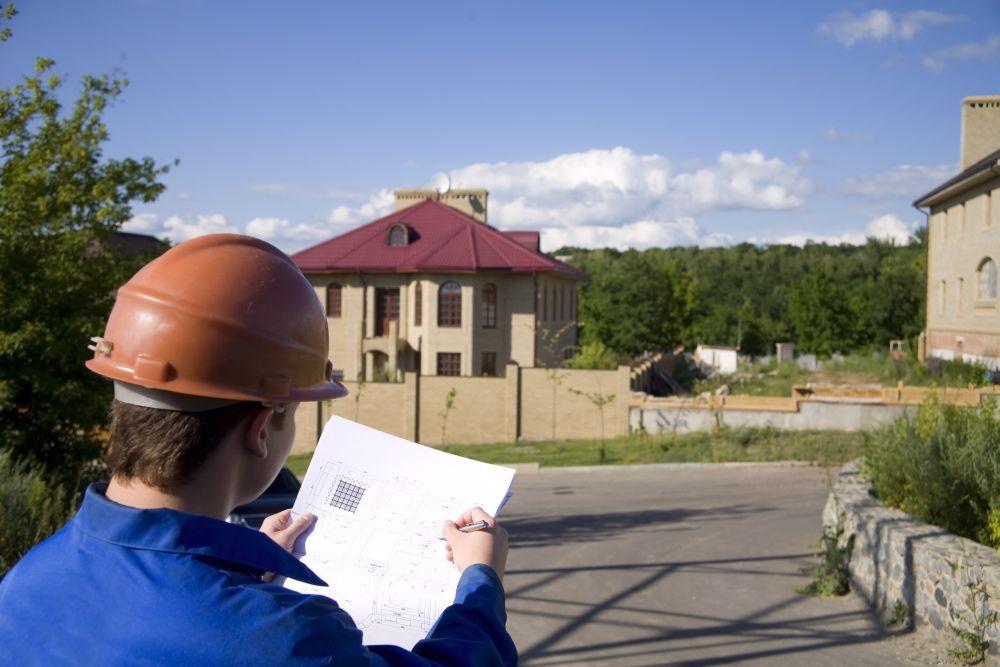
[87,357,349,404]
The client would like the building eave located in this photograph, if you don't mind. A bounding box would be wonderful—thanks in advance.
[913,149,1000,208]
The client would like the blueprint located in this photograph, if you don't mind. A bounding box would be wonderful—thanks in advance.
[282,416,515,649]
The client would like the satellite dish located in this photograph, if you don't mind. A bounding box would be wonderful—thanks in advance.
[430,172,451,196]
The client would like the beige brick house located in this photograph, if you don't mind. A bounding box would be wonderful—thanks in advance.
[292,189,584,380]
[916,95,1000,367]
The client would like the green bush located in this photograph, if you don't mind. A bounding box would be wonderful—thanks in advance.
[863,401,1000,549]
[0,450,83,578]
[564,341,619,370]
[878,356,992,388]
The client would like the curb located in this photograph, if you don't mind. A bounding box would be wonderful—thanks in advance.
[496,460,821,475]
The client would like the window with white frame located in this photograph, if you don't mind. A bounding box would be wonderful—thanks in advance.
[978,258,997,300]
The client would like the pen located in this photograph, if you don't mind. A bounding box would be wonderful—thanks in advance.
[458,520,489,533]
[439,519,490,540]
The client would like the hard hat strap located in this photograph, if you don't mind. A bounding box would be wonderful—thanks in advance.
[114,381,245,413]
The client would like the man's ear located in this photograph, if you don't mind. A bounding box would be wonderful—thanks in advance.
[244,406,274,459]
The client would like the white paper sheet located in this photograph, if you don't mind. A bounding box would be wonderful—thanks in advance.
[282,416,516,649]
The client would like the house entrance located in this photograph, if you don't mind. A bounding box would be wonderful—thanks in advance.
[375,288,399,336]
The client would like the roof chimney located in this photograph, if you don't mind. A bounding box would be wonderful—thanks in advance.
[393,188,488,223]
[960,95,1000,170]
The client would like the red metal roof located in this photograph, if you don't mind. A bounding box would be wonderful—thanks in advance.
[292,199,584,278]
[501,231,540,253]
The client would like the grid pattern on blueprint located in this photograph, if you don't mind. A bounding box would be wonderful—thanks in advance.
[328,479,365,513]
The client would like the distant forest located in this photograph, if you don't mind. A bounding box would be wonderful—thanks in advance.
[558,230,926,358]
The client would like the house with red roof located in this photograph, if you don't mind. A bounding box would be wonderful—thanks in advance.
[292,188,584,380]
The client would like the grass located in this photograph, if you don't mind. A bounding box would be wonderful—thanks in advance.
[694,361,810,397]
[692,353,992,398]
[797,527,853,598]
[286,427,865,476]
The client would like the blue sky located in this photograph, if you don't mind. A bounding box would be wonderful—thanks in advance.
[2,1,999,252]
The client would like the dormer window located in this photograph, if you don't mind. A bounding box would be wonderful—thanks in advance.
[387,223,409,247]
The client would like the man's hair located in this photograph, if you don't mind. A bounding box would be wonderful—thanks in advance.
[105,400,286,490]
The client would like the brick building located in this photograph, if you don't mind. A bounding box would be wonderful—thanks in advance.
[292,189,584,380]
[916,96,1000,367]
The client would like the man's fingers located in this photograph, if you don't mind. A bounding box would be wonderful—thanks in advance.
[456,507,495,528]
[284,513,315,540]
[260,508,293,533]
[441,520,460,541]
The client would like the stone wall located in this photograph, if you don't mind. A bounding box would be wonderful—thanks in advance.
[633,400,913,434]
[823,461,1000,662]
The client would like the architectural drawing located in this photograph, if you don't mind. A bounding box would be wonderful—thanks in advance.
[283,417,515,648]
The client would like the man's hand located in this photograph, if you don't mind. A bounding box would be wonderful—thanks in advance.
[259,509,314,581]
[441,507,508,579]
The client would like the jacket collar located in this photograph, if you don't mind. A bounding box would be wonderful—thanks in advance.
[73,483,326,586]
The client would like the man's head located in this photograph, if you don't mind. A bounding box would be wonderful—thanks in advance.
[105,399,298,504]
[86,234,346,507]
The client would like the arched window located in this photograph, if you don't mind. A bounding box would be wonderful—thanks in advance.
[481,283,497,328]
[386,223,409,247]
[438,281,462,327]
[414,281,422,326]
[326,282,342,318]
[979,258,997,300]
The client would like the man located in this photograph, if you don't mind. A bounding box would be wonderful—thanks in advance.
[0,234,516,666]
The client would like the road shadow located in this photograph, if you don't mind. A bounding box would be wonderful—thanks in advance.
[504,504,776,549]
[507,554,900,666]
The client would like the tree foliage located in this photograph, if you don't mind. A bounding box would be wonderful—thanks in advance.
[576,249,696,356]
[561,236,925,358]
[0,55,171,474]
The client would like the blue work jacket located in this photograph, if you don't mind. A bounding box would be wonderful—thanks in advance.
[0,484,517,666]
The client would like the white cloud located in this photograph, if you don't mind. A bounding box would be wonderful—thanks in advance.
[122,213,238,243]
[778,213,915,246]
[245,217,331,243]
[541,218,732,251]
[819,9,965,47]
[842,162,956,198]
[866,213,914,243]
[122,213,337,248]
[122,213,158,233]
[329,188,395,225]
[822,127,873,143]
[161,214,237,243]
[325,147,808,250]
[923,35,1000,72]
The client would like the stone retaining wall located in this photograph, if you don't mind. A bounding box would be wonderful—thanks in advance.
[633,401,912,434]
[823,461,1000,662]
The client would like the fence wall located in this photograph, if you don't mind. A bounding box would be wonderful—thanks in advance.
[292,365,631,453]
[292,374,1000,453]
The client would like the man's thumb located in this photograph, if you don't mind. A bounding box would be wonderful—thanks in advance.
[287,513,315,539]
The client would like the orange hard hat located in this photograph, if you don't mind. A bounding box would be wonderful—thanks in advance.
[86,234,348,405]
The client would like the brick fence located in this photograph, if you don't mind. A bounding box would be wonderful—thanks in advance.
[292,364,631,452]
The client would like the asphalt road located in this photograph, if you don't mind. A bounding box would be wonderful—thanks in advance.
[500,465,922,667]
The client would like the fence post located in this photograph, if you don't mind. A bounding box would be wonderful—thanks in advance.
[617,365,631,437]
[505,362,521,442]
[404,371,420,442]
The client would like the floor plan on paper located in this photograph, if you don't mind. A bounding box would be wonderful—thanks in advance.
[283,416,515,649]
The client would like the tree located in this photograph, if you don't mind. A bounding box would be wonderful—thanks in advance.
[0,42,172,474]
[787,266,856,355]
[578,250,696,356]
[561,234,925,361]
